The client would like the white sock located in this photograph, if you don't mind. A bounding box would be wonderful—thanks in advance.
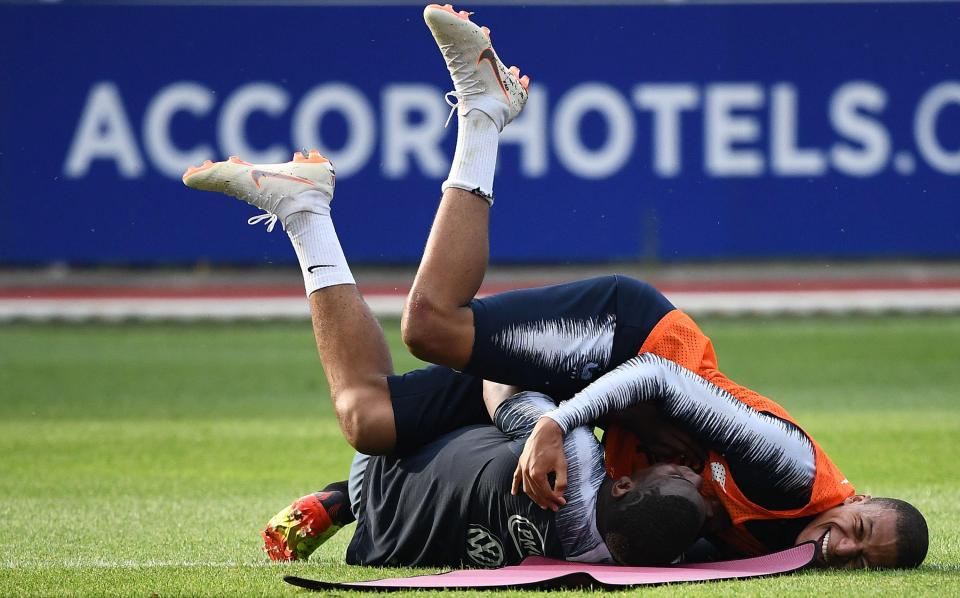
[442,110,500,204]
[284,192,355,297]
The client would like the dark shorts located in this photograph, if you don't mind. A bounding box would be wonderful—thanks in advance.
[388,276,673,454]
[388,365,490,456]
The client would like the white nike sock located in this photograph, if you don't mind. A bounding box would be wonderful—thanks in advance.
[284,191,355,297]
[442,110,500,204]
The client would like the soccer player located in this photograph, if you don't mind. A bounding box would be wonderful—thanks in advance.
[179,6,707,568]
[181,3,928,570]
[179,166,708,565]
[395,4,928,570]
[261,389,708,567]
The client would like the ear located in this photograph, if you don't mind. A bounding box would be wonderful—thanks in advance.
[843,494,871,505]
[611,476,634,499]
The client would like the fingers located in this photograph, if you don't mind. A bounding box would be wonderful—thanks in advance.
[524,455,568,512]
[512,417,567,510]
[522,465,565,512]
[514,453,567,511]
[669,428,706,469]
[647,426,706,470]
[659,430,689,456]
[553,466,568,504]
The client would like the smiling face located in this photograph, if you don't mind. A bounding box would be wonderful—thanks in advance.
[794,495,899,569]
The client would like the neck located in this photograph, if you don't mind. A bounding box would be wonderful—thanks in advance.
[595,477,615,536]
[703,495,731,534]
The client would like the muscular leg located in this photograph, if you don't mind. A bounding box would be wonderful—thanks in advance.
[402,10,674,397]
[404,5,527,370]
[398,106,672,399]
[182,151,399,454]
[403,187,489,370]
[281,194,398,454]
[315,276,493,456]
[294,203,494,456]
[309,284,396,455]
[287,189,494,456]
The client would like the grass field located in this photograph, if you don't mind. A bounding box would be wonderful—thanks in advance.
[2,317,959,596]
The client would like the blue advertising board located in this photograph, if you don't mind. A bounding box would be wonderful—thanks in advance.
[1,2,958,264]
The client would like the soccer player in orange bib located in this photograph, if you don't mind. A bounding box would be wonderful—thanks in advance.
[182,4,927,569]
[396,3,928,569]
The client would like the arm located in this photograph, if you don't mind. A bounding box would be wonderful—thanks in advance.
[604,402,707,471]
[493,391,610,559]
[491,391,570,511]
[543,353,678,434]
[493,390,556,440]
[522,353,816,507]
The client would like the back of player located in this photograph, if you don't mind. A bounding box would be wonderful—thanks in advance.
[459,275,853,555]
[602,310,854,555]
[346,424,562,567]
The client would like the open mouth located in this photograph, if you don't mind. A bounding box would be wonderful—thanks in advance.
[816,528,832,566]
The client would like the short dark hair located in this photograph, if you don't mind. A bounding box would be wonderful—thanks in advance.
[872,497,928,568]
[601,486,703,565]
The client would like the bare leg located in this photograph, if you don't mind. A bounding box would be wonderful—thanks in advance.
[402,188,490,369]
[404,7,530,371]
[183,151,401,454]
[310,285,397,454]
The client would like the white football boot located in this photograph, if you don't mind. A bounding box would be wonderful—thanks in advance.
[423,3,530,131]
[182,150,335,231]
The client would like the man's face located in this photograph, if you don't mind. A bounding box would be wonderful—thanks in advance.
[614,462,708,521]
[795,495,899,569]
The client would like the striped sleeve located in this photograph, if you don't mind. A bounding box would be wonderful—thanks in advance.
[493,391,611,561]
[493,391,557,440]
[556,427,610,561]
[543,353,816,499]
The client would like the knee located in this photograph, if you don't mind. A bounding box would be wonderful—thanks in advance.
[333,386,396,455]
[401,295,454,363]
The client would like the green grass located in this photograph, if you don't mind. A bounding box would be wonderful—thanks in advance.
[1,317,959,596]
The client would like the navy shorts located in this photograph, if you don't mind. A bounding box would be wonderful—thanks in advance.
[388,365,490,456]
[387,276,673,454]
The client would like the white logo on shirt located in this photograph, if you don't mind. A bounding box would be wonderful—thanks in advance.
[466,524,504,567]
[710,461,728,493]
[508,515,545,557]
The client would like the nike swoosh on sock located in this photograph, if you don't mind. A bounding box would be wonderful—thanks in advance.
[307,264,336,272]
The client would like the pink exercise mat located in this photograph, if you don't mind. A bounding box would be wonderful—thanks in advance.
[284,542,816,591]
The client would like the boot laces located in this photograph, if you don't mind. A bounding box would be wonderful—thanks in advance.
[248,212,279,232]
[439,40,486,127]
[444,91,464,128]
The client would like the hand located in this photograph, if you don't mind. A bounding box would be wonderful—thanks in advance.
[645,424,705,470]
[512,417,568,511]
[611,404,706,471]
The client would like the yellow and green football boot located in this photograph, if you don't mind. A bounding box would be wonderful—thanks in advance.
[261,489,347,561]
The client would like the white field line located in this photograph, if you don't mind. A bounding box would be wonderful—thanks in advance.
[2,289,960,321]
[668,289,960,315]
